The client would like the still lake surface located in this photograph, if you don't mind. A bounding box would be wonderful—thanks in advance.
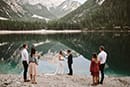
[0,31,130,76]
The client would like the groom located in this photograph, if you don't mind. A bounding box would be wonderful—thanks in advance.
[67,50,73,75]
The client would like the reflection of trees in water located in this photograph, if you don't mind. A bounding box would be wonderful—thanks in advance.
[0,33,130,75]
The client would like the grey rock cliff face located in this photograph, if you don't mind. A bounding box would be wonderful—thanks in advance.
[0,0,29,18]
[0,0,81,19]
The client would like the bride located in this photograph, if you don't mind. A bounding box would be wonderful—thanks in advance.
[54,51,65,74]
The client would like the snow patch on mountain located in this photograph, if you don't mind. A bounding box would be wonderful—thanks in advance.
[4,10,11,18]
[59,0,81,11]
[63,5,67,9]
[0,42,8,46]
[27,0,66,8]
[32,14,50,21]
[0,17,9,20]
[96,0,106,5]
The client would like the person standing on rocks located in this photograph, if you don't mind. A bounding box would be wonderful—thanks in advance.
[98,45,107,84]
[29,47,39,84]
[90,53,100,86]
[67,50,73,75]
[21,44,29,82]
[55,51,65,75]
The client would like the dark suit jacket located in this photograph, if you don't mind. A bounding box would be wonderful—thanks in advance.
[68,54,73,64]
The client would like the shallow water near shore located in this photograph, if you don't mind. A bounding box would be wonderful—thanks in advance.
[0,32,130,76]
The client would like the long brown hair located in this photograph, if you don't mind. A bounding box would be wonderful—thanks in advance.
[31,48,36,57]
[92,53,98,63]
[59,51,63,55]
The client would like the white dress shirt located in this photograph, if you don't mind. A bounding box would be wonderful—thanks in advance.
[98,51,107,64]
[21,48,29,63]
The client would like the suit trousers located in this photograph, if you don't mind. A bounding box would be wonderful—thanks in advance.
[68,63,73,75]
[22,61,28,81]
[100,63,105,84]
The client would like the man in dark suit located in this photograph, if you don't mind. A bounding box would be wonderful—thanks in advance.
[67,50,73,75]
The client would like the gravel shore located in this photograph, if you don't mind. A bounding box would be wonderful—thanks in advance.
[0,74,130,87]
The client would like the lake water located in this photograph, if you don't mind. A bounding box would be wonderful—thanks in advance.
[0,32,130,76]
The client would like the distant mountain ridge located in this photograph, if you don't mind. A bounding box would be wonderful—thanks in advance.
[0,0,81,21]
[60,0,130,29]
[50,0,81,18]
[20,3,56,19]
[18,0,66,8]
[19,0,81,19]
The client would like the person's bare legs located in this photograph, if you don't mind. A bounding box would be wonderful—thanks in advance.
[92,76,97,86]
[91,76,96,86]
[30,74,32,81]
[95,76,99,85]
[93,76,95,84]
[31,75,34,83]
[32,75,37,84]
[94,76,97,84]
[96,76,99,84]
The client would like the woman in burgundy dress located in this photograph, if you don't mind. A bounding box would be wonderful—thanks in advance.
[90,53,100,86]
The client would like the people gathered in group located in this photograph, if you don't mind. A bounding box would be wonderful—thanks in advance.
[21,44,40,84]
[21,44,107,86]
[90,45,107,86]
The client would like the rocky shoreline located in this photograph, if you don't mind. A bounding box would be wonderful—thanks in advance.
[0,74,130,87]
